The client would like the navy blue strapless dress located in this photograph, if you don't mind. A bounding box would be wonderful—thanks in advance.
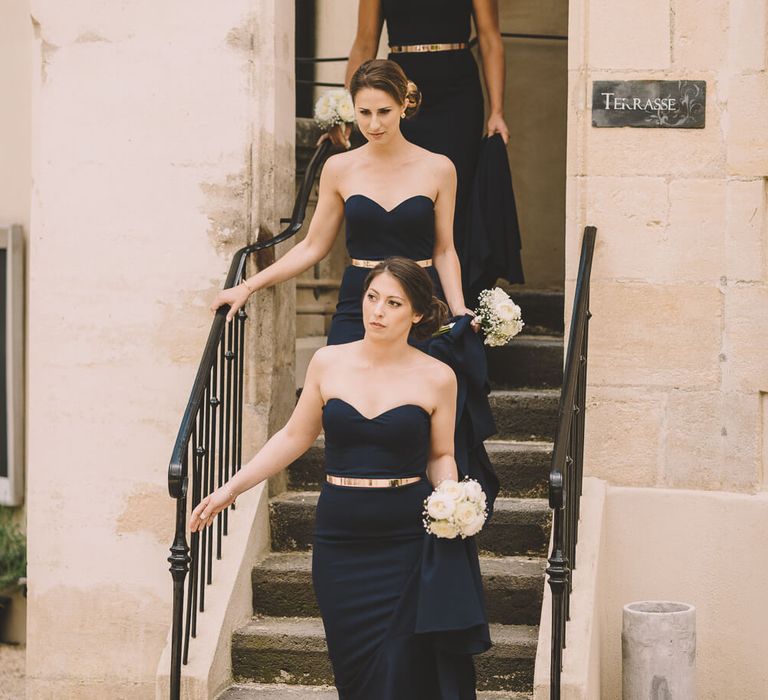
[313,398,490,699]
[326,194,442,345]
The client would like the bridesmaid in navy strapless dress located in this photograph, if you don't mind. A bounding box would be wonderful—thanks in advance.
[314,397,489,699]
[327,193,442,345]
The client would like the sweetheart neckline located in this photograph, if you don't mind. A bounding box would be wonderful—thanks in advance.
[344,193,435,214]
[323,397,431,422]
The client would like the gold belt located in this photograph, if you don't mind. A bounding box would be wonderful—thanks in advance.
[326,475,422,488]
[390,42,469,54]
[351,258,432,269]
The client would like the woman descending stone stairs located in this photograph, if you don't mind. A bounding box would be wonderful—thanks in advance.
[217,289,564,699]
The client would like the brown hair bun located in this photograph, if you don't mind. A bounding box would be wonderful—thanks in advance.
[350,60,423,119]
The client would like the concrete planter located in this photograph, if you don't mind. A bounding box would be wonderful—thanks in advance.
[622,601,696,700]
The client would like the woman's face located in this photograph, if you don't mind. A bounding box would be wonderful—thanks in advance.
[362,271,422,340]
[353,88,405,145]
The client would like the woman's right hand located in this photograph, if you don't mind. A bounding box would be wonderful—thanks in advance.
[211,283,252,322]
[317,123,352,149]
[189,487,237,532]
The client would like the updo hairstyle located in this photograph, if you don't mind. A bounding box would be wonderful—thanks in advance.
[350,59,422,119]
[363,257,449,340]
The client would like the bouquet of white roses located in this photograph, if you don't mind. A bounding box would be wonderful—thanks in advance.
[474,287,524,347]
[314,88,356,130]
[423,477,488,539]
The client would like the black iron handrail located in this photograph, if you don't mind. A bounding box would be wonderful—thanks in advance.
[545,225,597,699]
[166,139,332,700]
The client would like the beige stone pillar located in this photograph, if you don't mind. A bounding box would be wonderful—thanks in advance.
[25,2,294,698]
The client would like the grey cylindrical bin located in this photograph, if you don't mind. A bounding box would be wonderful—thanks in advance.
[622,601,696,700]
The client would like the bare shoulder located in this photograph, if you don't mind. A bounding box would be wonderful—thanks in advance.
[322,151,354,177]
[310,342,350,366]
[431,151,456,175]
[415,352,456,390]
[306,344,344,376]
[406,144,453,171]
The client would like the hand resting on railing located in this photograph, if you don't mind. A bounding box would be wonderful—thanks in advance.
[209,283,252,322]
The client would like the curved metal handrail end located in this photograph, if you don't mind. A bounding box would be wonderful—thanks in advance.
[168,461,187,499]
[548,468,564,510]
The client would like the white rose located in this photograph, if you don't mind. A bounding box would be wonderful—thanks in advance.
[337,94,355,123]
[454,500,480,527]
[461,479,484,502]
[460,511,486,537]
[426,492,456,520]
[496,300,520,323]
[436,479,462,500]
[430,519,459,539]
[498,319,523,339]
[489,287,510,307]
[314,95,334,123]
[484,333,506,347]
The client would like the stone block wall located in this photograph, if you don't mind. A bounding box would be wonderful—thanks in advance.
[568,0,768,491]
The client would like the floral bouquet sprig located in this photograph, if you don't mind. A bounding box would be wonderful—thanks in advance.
[474,287,524,347]
[423,477,488,539]
[314,88,356,130]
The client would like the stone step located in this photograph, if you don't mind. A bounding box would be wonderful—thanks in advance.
[476,498,551,557]
[218,683,531,699]
[287,438,551,498]
[486,335,563,389]
[497,287,564,336]
[485,440,551,498]
[251,552,545,626]
[296,303,336,316]
[489,389,560,441]
[270,493,550,557]
[231,616,537,692]
[296,278,341,291]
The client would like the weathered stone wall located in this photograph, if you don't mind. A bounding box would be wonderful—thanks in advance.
[25,2,294,697]
[569,0,768,491]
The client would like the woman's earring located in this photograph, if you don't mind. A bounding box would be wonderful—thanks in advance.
[401,112,406,119]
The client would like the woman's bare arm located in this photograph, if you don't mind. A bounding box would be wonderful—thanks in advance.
[431,156,470,316]
[473,0,510,143]
[345,0,385,87]
[211,155,347,320]
[190,348,330,530]
[426,364,459,486]
[321,0,384,146]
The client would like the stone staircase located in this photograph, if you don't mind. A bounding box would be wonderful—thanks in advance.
[217,288,563,699]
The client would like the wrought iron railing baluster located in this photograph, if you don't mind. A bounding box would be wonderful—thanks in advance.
[235,309,247,479]
[189,435,201,641]
[222,320,235,539]
[226,314,239,523]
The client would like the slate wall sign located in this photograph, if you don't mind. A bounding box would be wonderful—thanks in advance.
[592,80,706,128]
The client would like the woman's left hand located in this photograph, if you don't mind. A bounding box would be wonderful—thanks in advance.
[486,113,510,144]
[456,308,481,333]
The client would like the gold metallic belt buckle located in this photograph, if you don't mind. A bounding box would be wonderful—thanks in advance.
[326,475,421,488]
[390,42,468,54]
[350,258,432,269]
